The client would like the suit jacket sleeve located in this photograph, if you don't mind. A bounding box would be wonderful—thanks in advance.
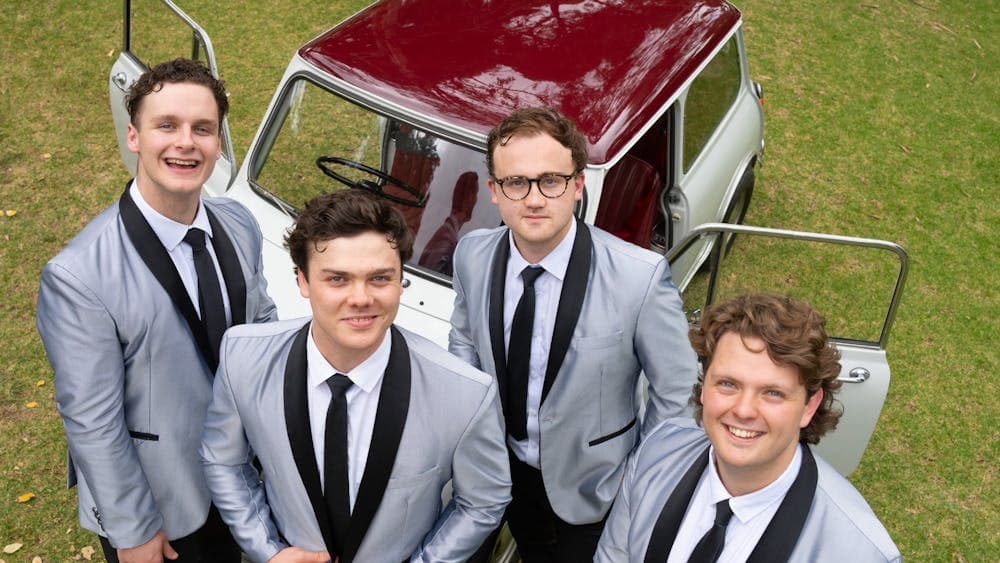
[410,379,511,562]
[636,258,699,436]
[36,262,162,548]
[244,210,278,324]
[446,240,482,369]
[200,337,287,562]
[594,448,639,562]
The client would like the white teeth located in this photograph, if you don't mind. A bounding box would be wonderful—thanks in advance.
[728,426,761,439]
[166,158,197,166]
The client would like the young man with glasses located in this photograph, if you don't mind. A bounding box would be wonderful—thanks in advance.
[449,106,699,561]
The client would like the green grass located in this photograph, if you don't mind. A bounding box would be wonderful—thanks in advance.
[0,0,996,560]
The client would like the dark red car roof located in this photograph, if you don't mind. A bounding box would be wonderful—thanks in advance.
[300,0,741,165]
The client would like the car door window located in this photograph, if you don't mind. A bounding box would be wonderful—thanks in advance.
[682,36,742,173]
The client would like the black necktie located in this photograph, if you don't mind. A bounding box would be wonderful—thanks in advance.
[688,499,734,563]
[183,228,227,367]
[324,374,353,556]
[507,266,545,440]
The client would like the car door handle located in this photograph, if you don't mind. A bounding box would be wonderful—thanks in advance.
[112,72,129,92]
[838,367,871,384]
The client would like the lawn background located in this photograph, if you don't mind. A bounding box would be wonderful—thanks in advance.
[1,0,996,560]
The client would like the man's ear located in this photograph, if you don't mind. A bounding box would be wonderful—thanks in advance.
[296,268,310,299]
[800,388,824,428]
[126,123,140,154]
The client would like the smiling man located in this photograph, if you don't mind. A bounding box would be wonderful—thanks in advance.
[449,107,698,561]
[595,294,901,562]
[200,189,510,563]
[36,59,276,562]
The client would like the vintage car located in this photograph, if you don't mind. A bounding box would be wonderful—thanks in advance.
[108,0,906,521]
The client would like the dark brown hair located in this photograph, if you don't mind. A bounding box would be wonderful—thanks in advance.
[486,106,589,177]
[125,58,229,127]
[689,294,843,444]
[285,190,414,276]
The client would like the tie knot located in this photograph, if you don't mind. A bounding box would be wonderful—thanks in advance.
[183,228,208,250]
[714,499,733,526]
[521,266,544,288]
[326,374,353,397]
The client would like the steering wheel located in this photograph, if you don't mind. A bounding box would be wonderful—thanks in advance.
[316,156,427,208]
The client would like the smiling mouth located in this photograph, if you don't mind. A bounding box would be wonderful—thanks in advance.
[726,424,763,439]
[165,158,199,169]
[344,315,378,327]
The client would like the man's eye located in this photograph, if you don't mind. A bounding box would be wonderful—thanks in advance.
[765,390,784,398]
[506,178,528,189]
[539,175,561,188]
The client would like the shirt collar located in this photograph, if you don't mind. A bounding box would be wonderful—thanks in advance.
[706,443,803,524]
[129,181,212,252]
[506,219,576,282]
[306,325,391,395]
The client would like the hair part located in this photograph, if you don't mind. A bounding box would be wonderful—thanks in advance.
[285,190,414,276]
[125,58,229,127]
[486,106,589,177]
[688,294,843,444]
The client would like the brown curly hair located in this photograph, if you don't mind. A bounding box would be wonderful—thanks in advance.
[285,189,413,276]
[486,106,589,178]
[689,294,843,444]
[125,58,229,127]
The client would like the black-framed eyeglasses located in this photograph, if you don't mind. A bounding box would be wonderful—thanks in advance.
[494,172,578,200]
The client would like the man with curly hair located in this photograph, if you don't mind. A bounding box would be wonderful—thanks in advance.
[596,294,900,562]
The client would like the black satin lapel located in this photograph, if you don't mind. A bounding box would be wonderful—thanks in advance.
[541,220,592,404]
[643,446,711,563]
[282,322,335,552]
[205,206,247,326]
[342,326,411,563]
[118,187,214,371]
[746,444,819,563]
[488,233,510,406]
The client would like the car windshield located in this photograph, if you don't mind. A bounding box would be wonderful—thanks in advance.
[252,78,499,279]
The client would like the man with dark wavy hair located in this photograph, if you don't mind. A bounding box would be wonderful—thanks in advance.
[596,294,900,562]
[201,189,510,563]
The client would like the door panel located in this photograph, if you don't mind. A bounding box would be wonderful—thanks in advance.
[109,0,234,195]
[667,223,909,475]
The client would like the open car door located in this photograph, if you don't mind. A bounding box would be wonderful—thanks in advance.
[108,0,236,196]
[667,223,909,476]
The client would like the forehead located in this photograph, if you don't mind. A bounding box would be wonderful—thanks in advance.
[707,332,804,390]
[137,81,219,119]
[491,132,574,172]
[307,231,401,268]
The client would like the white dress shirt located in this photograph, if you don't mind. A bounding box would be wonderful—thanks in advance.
[667,444,803,563]
[129,181,232,323]
[306,327,389,510]
[504,220,576,468]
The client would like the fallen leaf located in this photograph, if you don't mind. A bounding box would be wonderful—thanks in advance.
[42,153,51,160]
[81,545,95,560]
[2,543,21,554]
[36,380,45,387]
[26,401,39,408]
[17,492,35,503]
[4,210,15,217]
[32,557,41,563]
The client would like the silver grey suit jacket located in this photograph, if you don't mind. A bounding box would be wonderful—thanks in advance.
[595,418,902,562]
[449,221,699,524]
[35,186,277,548]
[200,320,512,563]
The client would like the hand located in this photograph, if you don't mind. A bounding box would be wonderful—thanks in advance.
[117,530,178,563]
[268,546,333,563]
